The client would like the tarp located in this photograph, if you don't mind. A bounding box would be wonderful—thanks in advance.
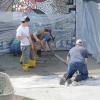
[76,0,100,62]
[0,11,75,54]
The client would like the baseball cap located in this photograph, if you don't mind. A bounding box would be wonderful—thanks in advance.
[76,39,83,45]
[21,16,30,22]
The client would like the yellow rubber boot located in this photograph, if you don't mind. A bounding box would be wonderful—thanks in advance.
[28,59,36,68]
[22,64,29,71]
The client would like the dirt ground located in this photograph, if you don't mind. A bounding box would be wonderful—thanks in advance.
[0,51,100,77]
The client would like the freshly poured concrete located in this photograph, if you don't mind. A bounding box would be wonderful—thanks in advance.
[0,51,100,100]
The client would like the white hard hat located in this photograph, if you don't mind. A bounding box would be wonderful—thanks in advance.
[76,39,83,45]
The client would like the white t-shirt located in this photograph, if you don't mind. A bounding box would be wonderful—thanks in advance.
[16,25,30,46]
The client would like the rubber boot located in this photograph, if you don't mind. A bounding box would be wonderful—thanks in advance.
[28,59,36,68]
[60,73,72,85]
[59,73,68,85]
[37,49,41,57]
[22,64,29,71]
[35,55,39,60]
[20,55,23,64]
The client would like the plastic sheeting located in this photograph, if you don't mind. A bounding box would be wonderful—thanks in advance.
[76,0,100,62]
[0,11,75,54]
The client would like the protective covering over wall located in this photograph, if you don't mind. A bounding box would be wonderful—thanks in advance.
[0,11,75,54]
[0,12,18,54]
[76,0,100,62]
[0,0,76,54]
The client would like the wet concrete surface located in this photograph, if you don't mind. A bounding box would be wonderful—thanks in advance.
[0,51,100,100]
[0,51,100,77]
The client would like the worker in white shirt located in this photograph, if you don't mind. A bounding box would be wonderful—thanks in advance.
[16,16,35,71]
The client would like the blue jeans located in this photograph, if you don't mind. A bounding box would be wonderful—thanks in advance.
[43,35,51,42]
[66,62,88,82]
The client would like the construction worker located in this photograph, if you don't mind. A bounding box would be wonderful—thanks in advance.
[60,39,88,85]
[41,29,52,51]
[16,16,35,71]
[33,28,52,53]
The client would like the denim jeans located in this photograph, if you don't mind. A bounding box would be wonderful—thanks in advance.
[66,62,88,82]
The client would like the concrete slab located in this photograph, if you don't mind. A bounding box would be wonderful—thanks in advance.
[0,51,100,100]
[0,51,100,76]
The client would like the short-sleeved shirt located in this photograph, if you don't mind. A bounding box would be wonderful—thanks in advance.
[33,30,50,41]
[33,30,44,40]
[16,25,30,46]
[68,46,88,63]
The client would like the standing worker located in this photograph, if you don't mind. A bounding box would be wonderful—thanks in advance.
[16,16,35,71]
[60,39,88,85]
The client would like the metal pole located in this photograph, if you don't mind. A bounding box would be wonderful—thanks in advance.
[75,0,76,41]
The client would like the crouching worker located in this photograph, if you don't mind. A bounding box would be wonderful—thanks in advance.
[60,39,88,85]
[41,29,52,51]
[16,16,36,71]
[33,29,52,53]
